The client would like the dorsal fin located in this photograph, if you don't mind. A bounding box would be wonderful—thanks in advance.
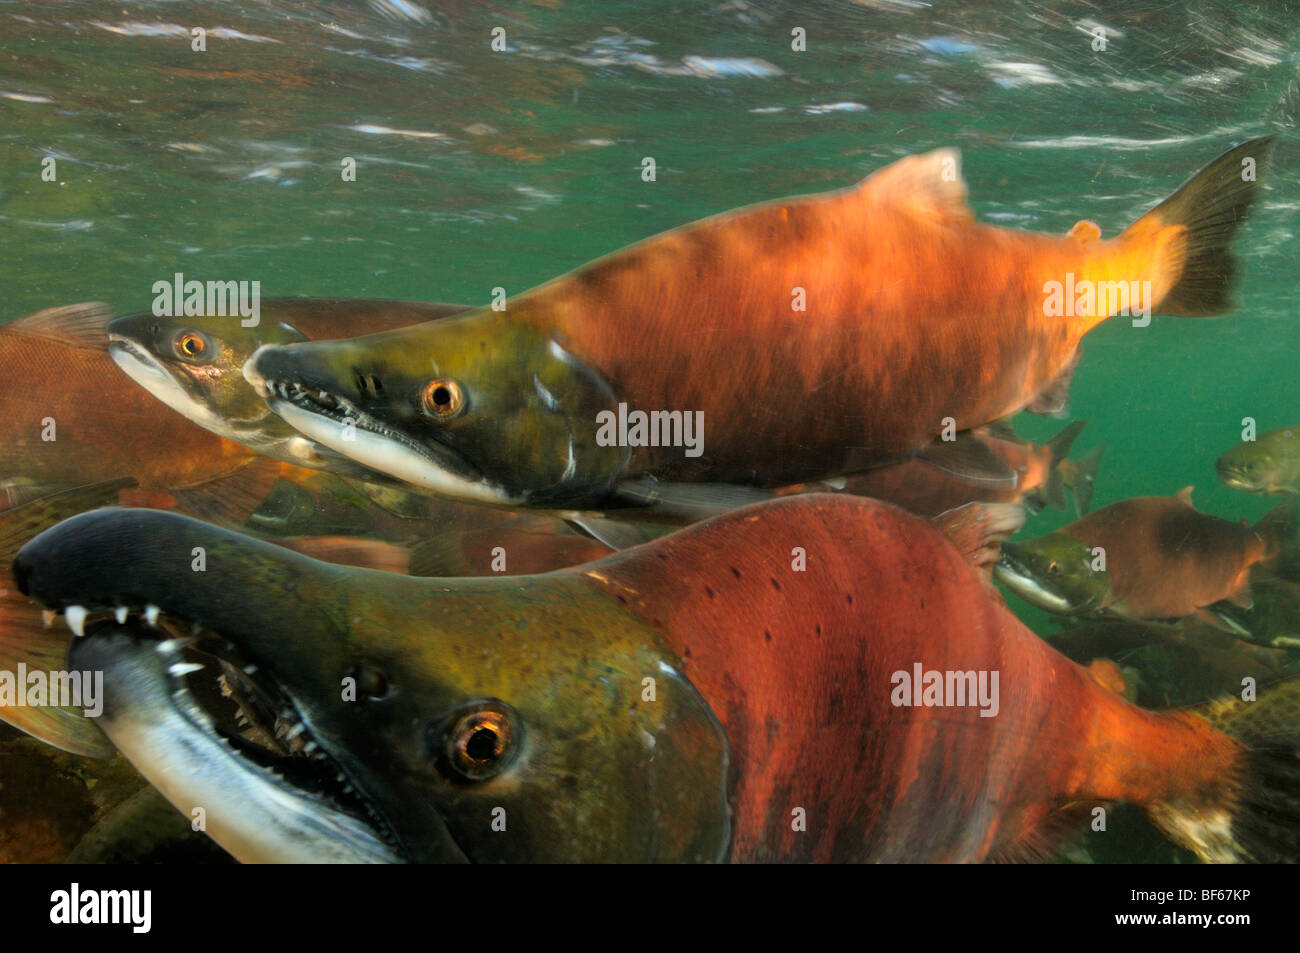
[4,302,112,349]
[1068,220,1102,243]
[1175,486,1195,507]
[857,148,973,226]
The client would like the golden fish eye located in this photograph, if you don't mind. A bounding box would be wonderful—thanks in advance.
[422,378,464,419]
[1047,561,1059,573]
[444,707,514,782]
[173,330,209,361]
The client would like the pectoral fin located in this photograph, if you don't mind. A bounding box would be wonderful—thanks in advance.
[914,432,1019,488]
[566,515,660,551]
[614,478,776,521]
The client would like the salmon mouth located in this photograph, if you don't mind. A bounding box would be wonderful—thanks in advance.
[1214,458,1263,493]
[108,334,269,441]
[108,335,205,415]
[993,543,1105,615]
[14,593,405,863]
[254,373,514,505]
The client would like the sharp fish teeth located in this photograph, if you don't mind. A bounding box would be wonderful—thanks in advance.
[157,637,196,655]
[41,610,56,629]
[168,662,205,678]
[144,605,160,627]
[65,605,87,637]
[114,606,128,625]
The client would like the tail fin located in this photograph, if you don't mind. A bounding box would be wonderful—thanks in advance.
[1122,137,1274,316]
[1064,445,1105,515]
[1035,420,1087,511]
[1157,679,1300,862]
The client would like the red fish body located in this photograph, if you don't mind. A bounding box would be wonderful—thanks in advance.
[588,496,1284,862]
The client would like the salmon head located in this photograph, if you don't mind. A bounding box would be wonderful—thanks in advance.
[995,531,1110,615]
[243,311,630,507]
[12,508,730,863]
[1217,426,1300,495]
[106,300,471,480]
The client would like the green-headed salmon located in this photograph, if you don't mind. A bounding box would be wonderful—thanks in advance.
[106,298,470,481]
[14,496,1300,862]
[244,140,1270,516]
[995,489,1293,621]
[1218,425,1300,495]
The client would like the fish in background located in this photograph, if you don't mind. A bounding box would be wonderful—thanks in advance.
[105,297,471,485]
[106,296,626,549]
[243,139,1271,520]
[791,420,1101,519]
[1043,617,1287,708]
[1218,425,1300,495]
[995,489,1295,625]
[0,304,279,523]
[1205,569,1300,649]
[12,496,1300,863]
[0,480,142,757]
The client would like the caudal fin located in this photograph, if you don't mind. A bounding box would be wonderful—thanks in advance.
[1122,136,1274,316]
[1156,679,1300,862]
[1034,420,1087,511]
[1064,445,1105,515]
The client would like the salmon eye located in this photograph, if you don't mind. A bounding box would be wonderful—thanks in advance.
[421,378,464,419]
[172,329,211,362]
[441,704,516,782]
[1047,561,1059,573]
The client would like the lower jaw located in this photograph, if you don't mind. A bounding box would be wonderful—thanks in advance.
[268,398,512,505]
[68,613,402,864]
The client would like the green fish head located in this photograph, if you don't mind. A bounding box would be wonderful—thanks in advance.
[107,309,305,444]
[14,508,731,863]
[1216,430,1298,495]
[243,313,631,507]
[994,532,1109,615]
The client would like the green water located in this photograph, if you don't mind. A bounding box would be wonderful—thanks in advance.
[2,0,1298,863]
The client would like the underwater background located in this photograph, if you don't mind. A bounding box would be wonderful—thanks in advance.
[1,0,1298,862]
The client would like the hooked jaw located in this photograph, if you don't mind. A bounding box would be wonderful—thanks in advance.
[244,342,515,505]
[993,540,1104,615]
[12,508,464,864]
